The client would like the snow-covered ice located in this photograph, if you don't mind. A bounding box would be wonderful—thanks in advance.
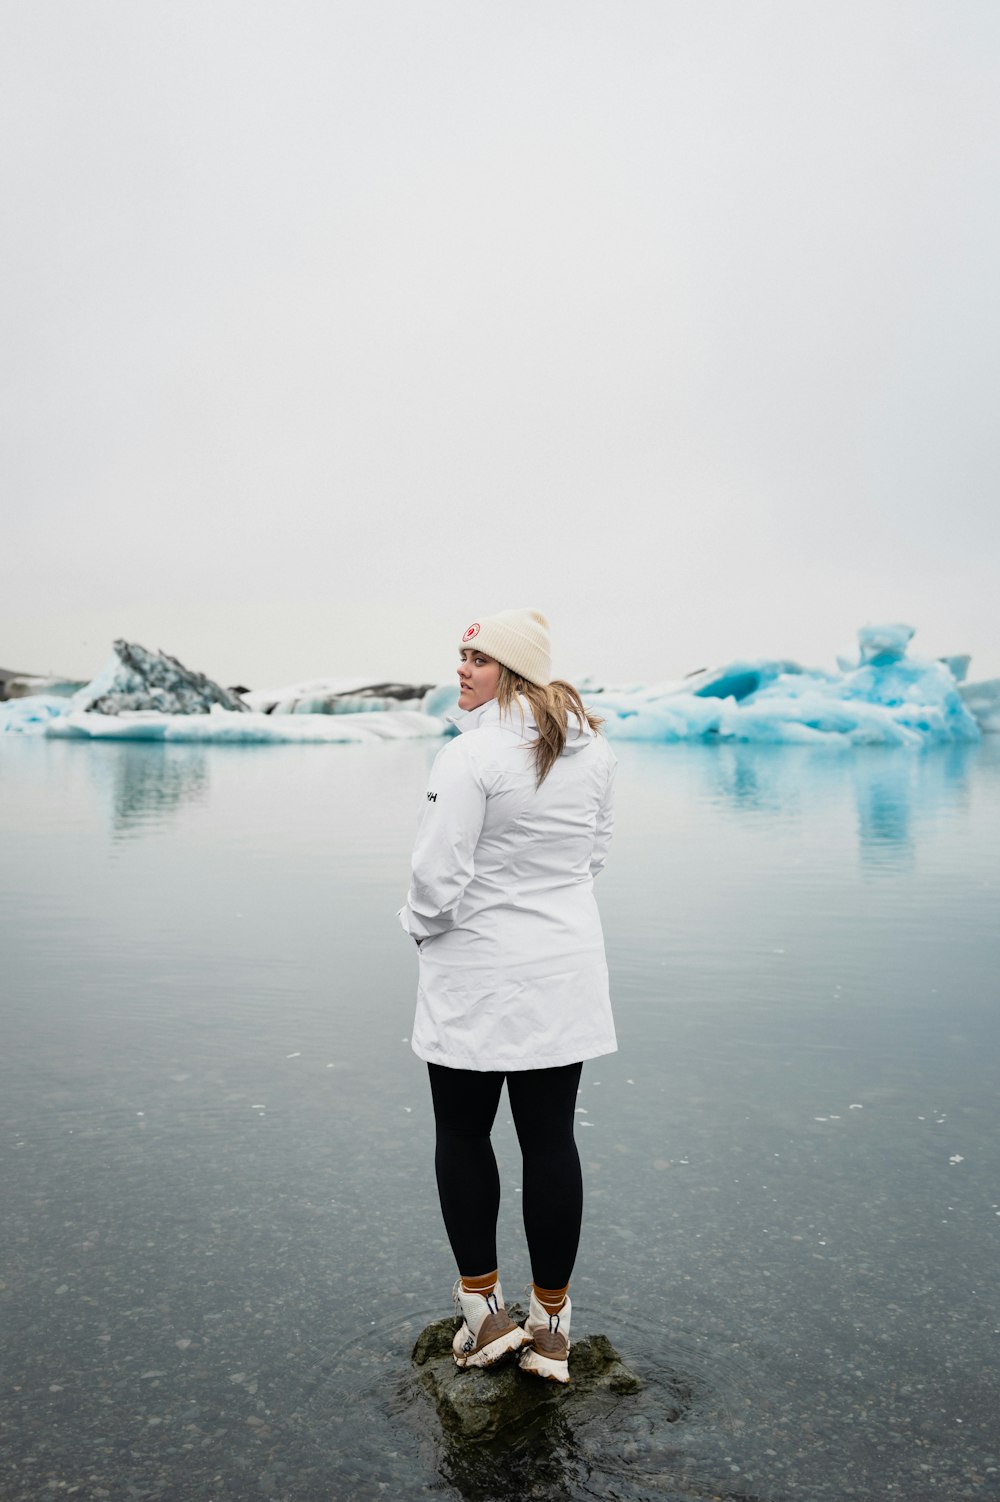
[959,677,1000,733]
[41,704,443,744]
[1,622,994,745]
[0,695,70,735]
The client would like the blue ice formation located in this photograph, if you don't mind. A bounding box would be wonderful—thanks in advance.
[584,628,980,746]
[0,695,72,735]
[856,622,914,666]
[422,626,985,747]
[421,681,466,721]
[939,655,970,684]
[686,660,804,701]
[959,677,1000,733]
[1,623,994,746]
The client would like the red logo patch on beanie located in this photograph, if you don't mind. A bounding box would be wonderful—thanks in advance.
[462,623,480,641]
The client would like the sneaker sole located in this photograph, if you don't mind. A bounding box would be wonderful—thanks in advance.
[454,1324,532,1370]
[519,1347,570,1384]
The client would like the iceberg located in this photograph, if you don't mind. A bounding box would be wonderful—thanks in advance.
[421,628,982,747]
[2,643,446,743]
[421,682,464,721]
[43,705,444,744]
[959,678,1000,733]
[0,694,73,735]
[243,676,434,716]
[0,623,993,746]
[856,622,916,667]
[70,639,249,715]
[584,631,979,747]
[938,655,970,684]
[686,659,805,702]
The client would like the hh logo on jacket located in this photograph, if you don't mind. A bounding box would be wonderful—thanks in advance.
[426,791,438,802]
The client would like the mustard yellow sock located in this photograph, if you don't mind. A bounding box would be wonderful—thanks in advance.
[533,1282,569,1316]
[460,1268,499,1297]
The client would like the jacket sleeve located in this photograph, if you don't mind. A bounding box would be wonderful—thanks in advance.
[398,741,487,942]
[589,752,617,879]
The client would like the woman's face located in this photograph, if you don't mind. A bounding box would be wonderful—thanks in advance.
[457,648,501,710]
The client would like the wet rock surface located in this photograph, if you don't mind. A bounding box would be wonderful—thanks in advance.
[412,1304,646,1439]
[406,1304,691,1499]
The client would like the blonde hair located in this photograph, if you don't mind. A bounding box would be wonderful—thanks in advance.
[495,665,604,787]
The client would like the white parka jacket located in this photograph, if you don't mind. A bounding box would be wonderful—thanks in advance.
[398,694,618,1071]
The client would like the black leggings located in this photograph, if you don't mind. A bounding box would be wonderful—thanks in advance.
[427,1060,584,1290]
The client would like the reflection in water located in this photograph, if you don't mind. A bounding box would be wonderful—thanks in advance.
[720,748,766,813]
[88,742,211,838]
[852,745,974,871]
[708,742,979,868]
[65,724,992,863]
[710,744,803,816]
[854,757,916,869]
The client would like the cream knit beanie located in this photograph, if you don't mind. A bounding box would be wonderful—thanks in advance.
[459,608,552,686]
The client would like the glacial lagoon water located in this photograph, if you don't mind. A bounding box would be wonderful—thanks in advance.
[2,734,999,1501]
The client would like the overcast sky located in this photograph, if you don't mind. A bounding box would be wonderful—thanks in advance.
[3,0,998,691]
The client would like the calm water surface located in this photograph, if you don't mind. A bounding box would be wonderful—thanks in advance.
[2,735,999,1501]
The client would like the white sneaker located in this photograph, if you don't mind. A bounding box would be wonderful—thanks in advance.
[518,1288,572,1384]
[451,1278,531,1369]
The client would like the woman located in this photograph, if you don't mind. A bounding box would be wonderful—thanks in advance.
[398,607,617,1384]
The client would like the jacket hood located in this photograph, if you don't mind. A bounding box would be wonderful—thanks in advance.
[447,694,596,754]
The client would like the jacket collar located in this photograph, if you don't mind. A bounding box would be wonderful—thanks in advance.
[446,693,596,753]
[447,698,503,734]
[446,695,534,736]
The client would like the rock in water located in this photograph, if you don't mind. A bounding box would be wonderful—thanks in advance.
[408,1304,652,1496]
[408,1303,642,1441]
[76,640,249,716]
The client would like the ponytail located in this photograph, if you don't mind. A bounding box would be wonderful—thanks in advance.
[495,666,604,787]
